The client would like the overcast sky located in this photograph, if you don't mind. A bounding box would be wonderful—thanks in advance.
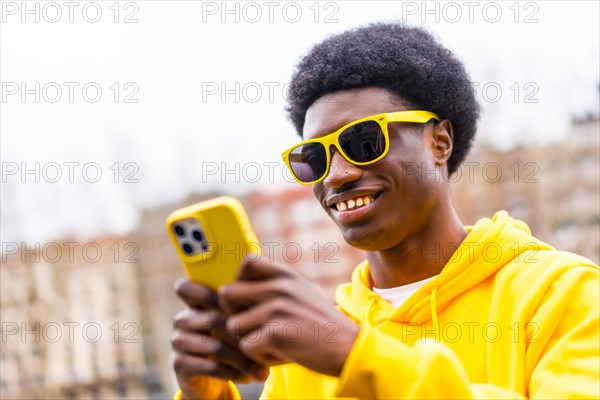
[1,0,599,245]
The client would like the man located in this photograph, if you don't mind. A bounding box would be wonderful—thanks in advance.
[171,23,599,399]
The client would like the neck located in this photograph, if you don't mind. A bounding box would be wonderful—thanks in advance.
[367,203,467,288]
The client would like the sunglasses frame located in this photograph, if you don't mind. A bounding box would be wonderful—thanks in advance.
[281,110,440,185]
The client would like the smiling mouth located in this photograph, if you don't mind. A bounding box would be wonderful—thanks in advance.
[332,192,382,212]
[334,195,373,212]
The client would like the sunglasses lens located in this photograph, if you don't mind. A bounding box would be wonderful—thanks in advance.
[289,142,327,183]
[339,121,386,163]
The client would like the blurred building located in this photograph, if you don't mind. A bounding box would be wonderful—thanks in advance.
[1,118,598,399]
[452,116,600,262]
[0,238,148,399]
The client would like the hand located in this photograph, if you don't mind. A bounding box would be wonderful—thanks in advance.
[218,257,360,377]
[171,279,268,399]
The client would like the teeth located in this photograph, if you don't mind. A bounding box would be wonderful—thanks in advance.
[335,195,375,212]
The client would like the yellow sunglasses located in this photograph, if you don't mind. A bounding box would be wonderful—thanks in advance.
[281,110,440,185]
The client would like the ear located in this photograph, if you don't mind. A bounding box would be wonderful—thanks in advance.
[430,120,453,167]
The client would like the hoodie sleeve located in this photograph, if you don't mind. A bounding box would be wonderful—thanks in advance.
[259,366,287,399]
[171,368,285,400]
[172,381,241,400]
[335,267,600,399]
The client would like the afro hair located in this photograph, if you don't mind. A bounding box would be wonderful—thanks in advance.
[287,22,480,175]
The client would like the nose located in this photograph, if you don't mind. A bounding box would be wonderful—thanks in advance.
[322,149,362,189]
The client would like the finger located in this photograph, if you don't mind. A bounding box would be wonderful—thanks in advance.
[173,308,245,358]
[224,301,293,366]
[172,351,252,382]
[226,298,289,338]
[218,278,291,315]
[172,330,265,379]
[173,309,227,334]
[175,278,219,309]
[238,325,289,367]
[236,256,292,282]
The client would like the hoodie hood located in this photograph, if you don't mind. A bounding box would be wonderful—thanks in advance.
[335,210,554,327]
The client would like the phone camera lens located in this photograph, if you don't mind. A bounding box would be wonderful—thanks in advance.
[182,243,193,254]
[174,225,185,237]
[192,230,204,242]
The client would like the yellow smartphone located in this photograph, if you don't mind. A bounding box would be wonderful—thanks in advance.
[166,196,260,291]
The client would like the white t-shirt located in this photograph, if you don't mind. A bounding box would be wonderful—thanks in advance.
[372,275,438,308]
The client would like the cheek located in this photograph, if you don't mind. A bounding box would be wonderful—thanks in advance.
[313,184,327,208]
[384,153,428,186]
[386,135,438,186]
[388,131,429,161]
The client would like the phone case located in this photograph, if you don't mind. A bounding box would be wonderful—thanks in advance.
[166,196,260,290]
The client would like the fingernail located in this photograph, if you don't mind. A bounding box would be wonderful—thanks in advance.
[217,285,229,297]
[255,368,268,382]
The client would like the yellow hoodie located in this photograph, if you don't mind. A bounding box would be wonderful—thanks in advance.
[176,211,600,399]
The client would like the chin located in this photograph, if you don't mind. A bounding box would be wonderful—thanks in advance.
[340,224,394,251]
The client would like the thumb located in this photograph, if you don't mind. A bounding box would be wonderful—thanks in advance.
[236,255,291,282]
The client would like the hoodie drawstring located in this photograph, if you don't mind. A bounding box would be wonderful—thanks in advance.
[366,297,377,326]
[430,287,440,338]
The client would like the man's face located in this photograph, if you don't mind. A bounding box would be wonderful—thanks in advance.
[303,87,446,251]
